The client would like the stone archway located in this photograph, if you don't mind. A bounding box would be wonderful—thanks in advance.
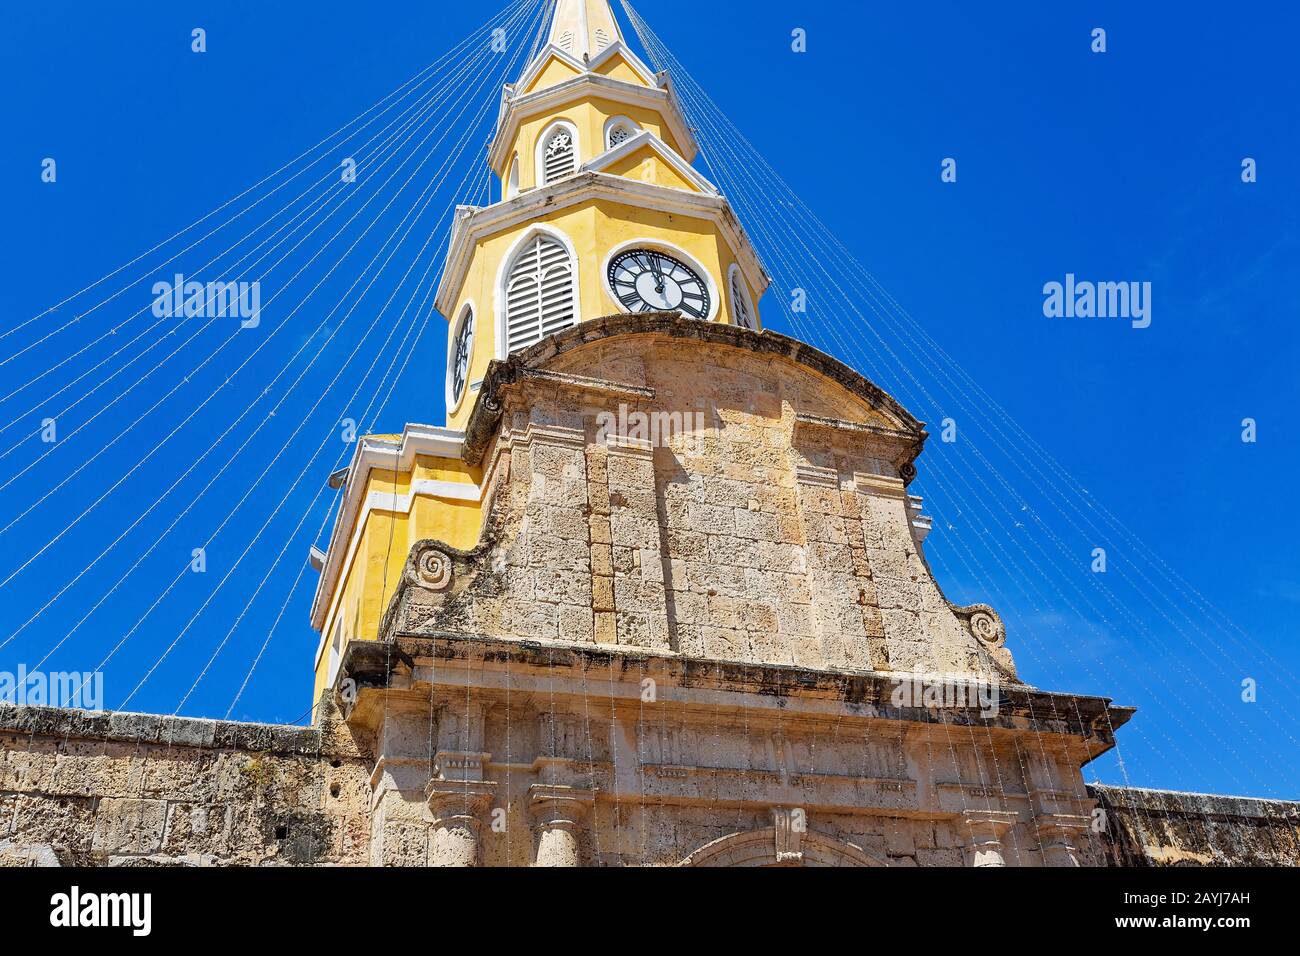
[680,827,889,868]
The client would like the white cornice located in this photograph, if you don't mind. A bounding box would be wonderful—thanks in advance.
[582,129,718,195]
[487,72,698,174]
[514,39,658,104]
[434,172,770,318]
[309,424,470,632]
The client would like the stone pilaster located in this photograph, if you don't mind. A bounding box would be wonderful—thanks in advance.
[1033,813,1092,867]
[529,784,596,867]
[426,749,497,868]
[959,809,1020,867]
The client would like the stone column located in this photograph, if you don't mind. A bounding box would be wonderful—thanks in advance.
[426,750,497,867]
[1033,813,1092,867]
[959,810,1020,867]
[529,784,596,867]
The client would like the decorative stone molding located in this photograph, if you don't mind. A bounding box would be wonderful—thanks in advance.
[529,784,597,867]
[952,603,1006,647]
[426,779,498,868]
[681,826,887,868]
[1033,812,1094,867]
[957,809,1021,867]
[772,807,807,865]
[410,547,453,591]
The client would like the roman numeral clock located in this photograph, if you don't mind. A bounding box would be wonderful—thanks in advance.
[607,249,711,319]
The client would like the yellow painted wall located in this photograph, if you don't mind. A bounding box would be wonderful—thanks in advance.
[444,196,759,430]
[311,453,483,706]
[521,54,582,95]
[591,51,649,87]
[503,97,682,189]
[522,49,650,98]
[602,146,699,192]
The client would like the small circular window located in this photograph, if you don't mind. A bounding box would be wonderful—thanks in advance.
[450,306,474,406]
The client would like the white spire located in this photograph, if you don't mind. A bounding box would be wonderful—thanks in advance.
[545,0,626,62]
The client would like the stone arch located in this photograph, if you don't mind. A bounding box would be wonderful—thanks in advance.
[680,827,889,868]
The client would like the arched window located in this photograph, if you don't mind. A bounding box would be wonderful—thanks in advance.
[541,125,576,184]
[729,265,757,330]
[609,123,633,149]
[449,304,475,407]
[604,116,639,151]
[504,232,576,353]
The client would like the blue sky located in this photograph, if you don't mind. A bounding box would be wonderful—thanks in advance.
[0,1,1296,798]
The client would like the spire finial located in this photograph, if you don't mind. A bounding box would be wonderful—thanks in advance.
[544,0,625,62]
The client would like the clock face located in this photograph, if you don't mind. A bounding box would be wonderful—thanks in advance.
[451,308,473,403]
[607,249,711,319]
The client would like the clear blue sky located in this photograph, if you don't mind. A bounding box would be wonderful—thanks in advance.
[1,1,1296,799]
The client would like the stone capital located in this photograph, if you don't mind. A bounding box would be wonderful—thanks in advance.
[958,809,1020,868]
[960,809,1020,839]
[1033,812,1093,867]
[426,779,498,823]
[529,785,597,867]
[529,784,597,828]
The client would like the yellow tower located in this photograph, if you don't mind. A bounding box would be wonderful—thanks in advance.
[308,0,769,706]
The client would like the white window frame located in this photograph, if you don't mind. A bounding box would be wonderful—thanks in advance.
[727,264,759,331]
[601,237,720,323]
[494,224,582,359]
[603,115,640,152]
[446,300,477,412]
[535,119,580,186]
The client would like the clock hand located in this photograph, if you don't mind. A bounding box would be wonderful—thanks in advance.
[646,255,666,293]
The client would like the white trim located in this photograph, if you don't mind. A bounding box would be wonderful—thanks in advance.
[309,424,467,632]
[601,237,721,323]
[603,114,639,150]
[584,40,657,86]
[493,222,582,360]
[513,39,658,102]
[435,172,769,318]
[583,129,718,195]
[535,118,580,186]
[505,153,519,200]
[487,73,698,173]
[514,44,588,96]
[311,477,484,669]
[445,299,477,414]
[727,263,760,331]
[576,0,591,56]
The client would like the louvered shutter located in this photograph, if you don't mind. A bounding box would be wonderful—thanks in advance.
[505,235,575,353]
[543,129,576,183]
[732,271,755,330]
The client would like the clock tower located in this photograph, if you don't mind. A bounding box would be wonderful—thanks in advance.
[435,0,768,424]
[308,0,1134,869]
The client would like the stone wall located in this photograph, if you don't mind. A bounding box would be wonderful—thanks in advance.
[394,316,1017,682]
[0,703,372,867]
[1090,784,1300,866]
[3,702,1298,867]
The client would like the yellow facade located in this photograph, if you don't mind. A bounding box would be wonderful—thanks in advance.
[311,452,481,705]
[310,0,769,710]
[444,198,757,426]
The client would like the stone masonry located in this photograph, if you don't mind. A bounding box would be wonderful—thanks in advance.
[3,315,1296,867]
